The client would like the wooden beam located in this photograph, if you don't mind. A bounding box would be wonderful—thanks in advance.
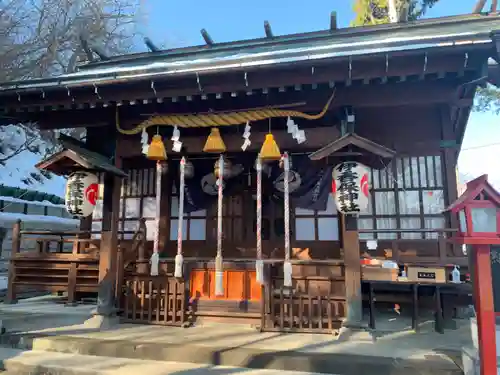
[10,79,469,128]
[144,37,160,52]
[119,126,341,158]
[330,11,337,31]
[264,21,273,38]
[200,29,214,45]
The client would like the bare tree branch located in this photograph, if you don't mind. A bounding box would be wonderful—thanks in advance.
[0,0,142,187]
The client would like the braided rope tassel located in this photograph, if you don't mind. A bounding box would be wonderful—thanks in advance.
[214,155,225,296]
[255,157,264,284]
[282,152,292,288]
[174,157,185,278]
[150,161,163,276]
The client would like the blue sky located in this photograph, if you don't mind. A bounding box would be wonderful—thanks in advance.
[141,0,499,186]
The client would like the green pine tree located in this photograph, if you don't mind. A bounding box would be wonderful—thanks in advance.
[351,0,500,113]
[351,0,440,26]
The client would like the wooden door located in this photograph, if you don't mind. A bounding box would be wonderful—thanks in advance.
[189,268,261,301]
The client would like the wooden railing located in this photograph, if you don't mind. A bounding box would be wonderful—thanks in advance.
[121,273,187,326]
[358,228,466,267]
[6,220,100,304]
[260,260,346,334]
[7,219,143,305]
[119,256,187,326]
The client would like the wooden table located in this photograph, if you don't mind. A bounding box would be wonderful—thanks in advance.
[362,280,472,333]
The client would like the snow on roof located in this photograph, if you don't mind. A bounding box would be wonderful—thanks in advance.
[0,195,65,208]
[0,125,67,197]
[0,211,78,225]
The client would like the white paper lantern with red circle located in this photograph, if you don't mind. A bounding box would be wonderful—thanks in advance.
[65,172,99,217]
[331,162,370,214]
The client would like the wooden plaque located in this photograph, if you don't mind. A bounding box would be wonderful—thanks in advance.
[407,266,446,283]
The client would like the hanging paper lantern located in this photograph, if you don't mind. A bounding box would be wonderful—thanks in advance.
[214,157,232,178]
[332,162,370,215]
[65,172,99,217]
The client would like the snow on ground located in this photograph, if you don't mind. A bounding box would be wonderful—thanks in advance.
[0,125,66,197]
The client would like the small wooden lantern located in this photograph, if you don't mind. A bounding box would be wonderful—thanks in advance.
[445,174,500,244]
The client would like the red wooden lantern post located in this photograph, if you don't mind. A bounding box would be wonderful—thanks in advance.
[445,174,500,375]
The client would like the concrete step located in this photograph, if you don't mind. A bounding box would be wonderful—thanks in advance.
[0,349,335,375]
[29,335,463,375]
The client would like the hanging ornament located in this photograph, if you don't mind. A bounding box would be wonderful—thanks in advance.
[214,157,232,179]
[332,161,370,215]
[260,118,281,161]
[203,128,226,153]
[241,121,251,151]
[147,134,167,161]
[260,134,281,161]
[175,157,186,278]
[286,117,306,144]
[65,172,99,217]
[141,127,149,155]
[171,125,182,153]
[215,155,225,296]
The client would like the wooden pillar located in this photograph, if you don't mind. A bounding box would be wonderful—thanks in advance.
[440,105,459,255]
[6,219,21,304]
[95,134,122,316]
[472,244,497,375]
[340,214,362,326]
[157,161,170,254]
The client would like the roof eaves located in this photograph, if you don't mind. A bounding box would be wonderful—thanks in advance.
[1,14,499,94]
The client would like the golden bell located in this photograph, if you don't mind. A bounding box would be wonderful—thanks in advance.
[214,158,232,178]
[203,128,226,153]
[259,133,281,161]
[147,135,167,161]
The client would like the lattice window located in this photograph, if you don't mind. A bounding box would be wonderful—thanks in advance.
[92,167,157,240]
[359,155,445,240]
[294,194,339,241]
[169,182,207,241]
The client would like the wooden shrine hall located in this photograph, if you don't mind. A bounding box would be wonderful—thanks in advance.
[1,13,500,333]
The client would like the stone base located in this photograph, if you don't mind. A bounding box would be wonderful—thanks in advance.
[83,314,119,330]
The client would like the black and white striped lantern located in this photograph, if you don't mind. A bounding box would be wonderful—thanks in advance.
[65,172,99,217]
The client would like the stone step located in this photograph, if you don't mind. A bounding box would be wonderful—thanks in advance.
[0,349,335,375]
[29,335,463,375]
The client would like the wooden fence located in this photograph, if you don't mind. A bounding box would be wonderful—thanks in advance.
[120,275,187,326]
[260,261,347,334]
